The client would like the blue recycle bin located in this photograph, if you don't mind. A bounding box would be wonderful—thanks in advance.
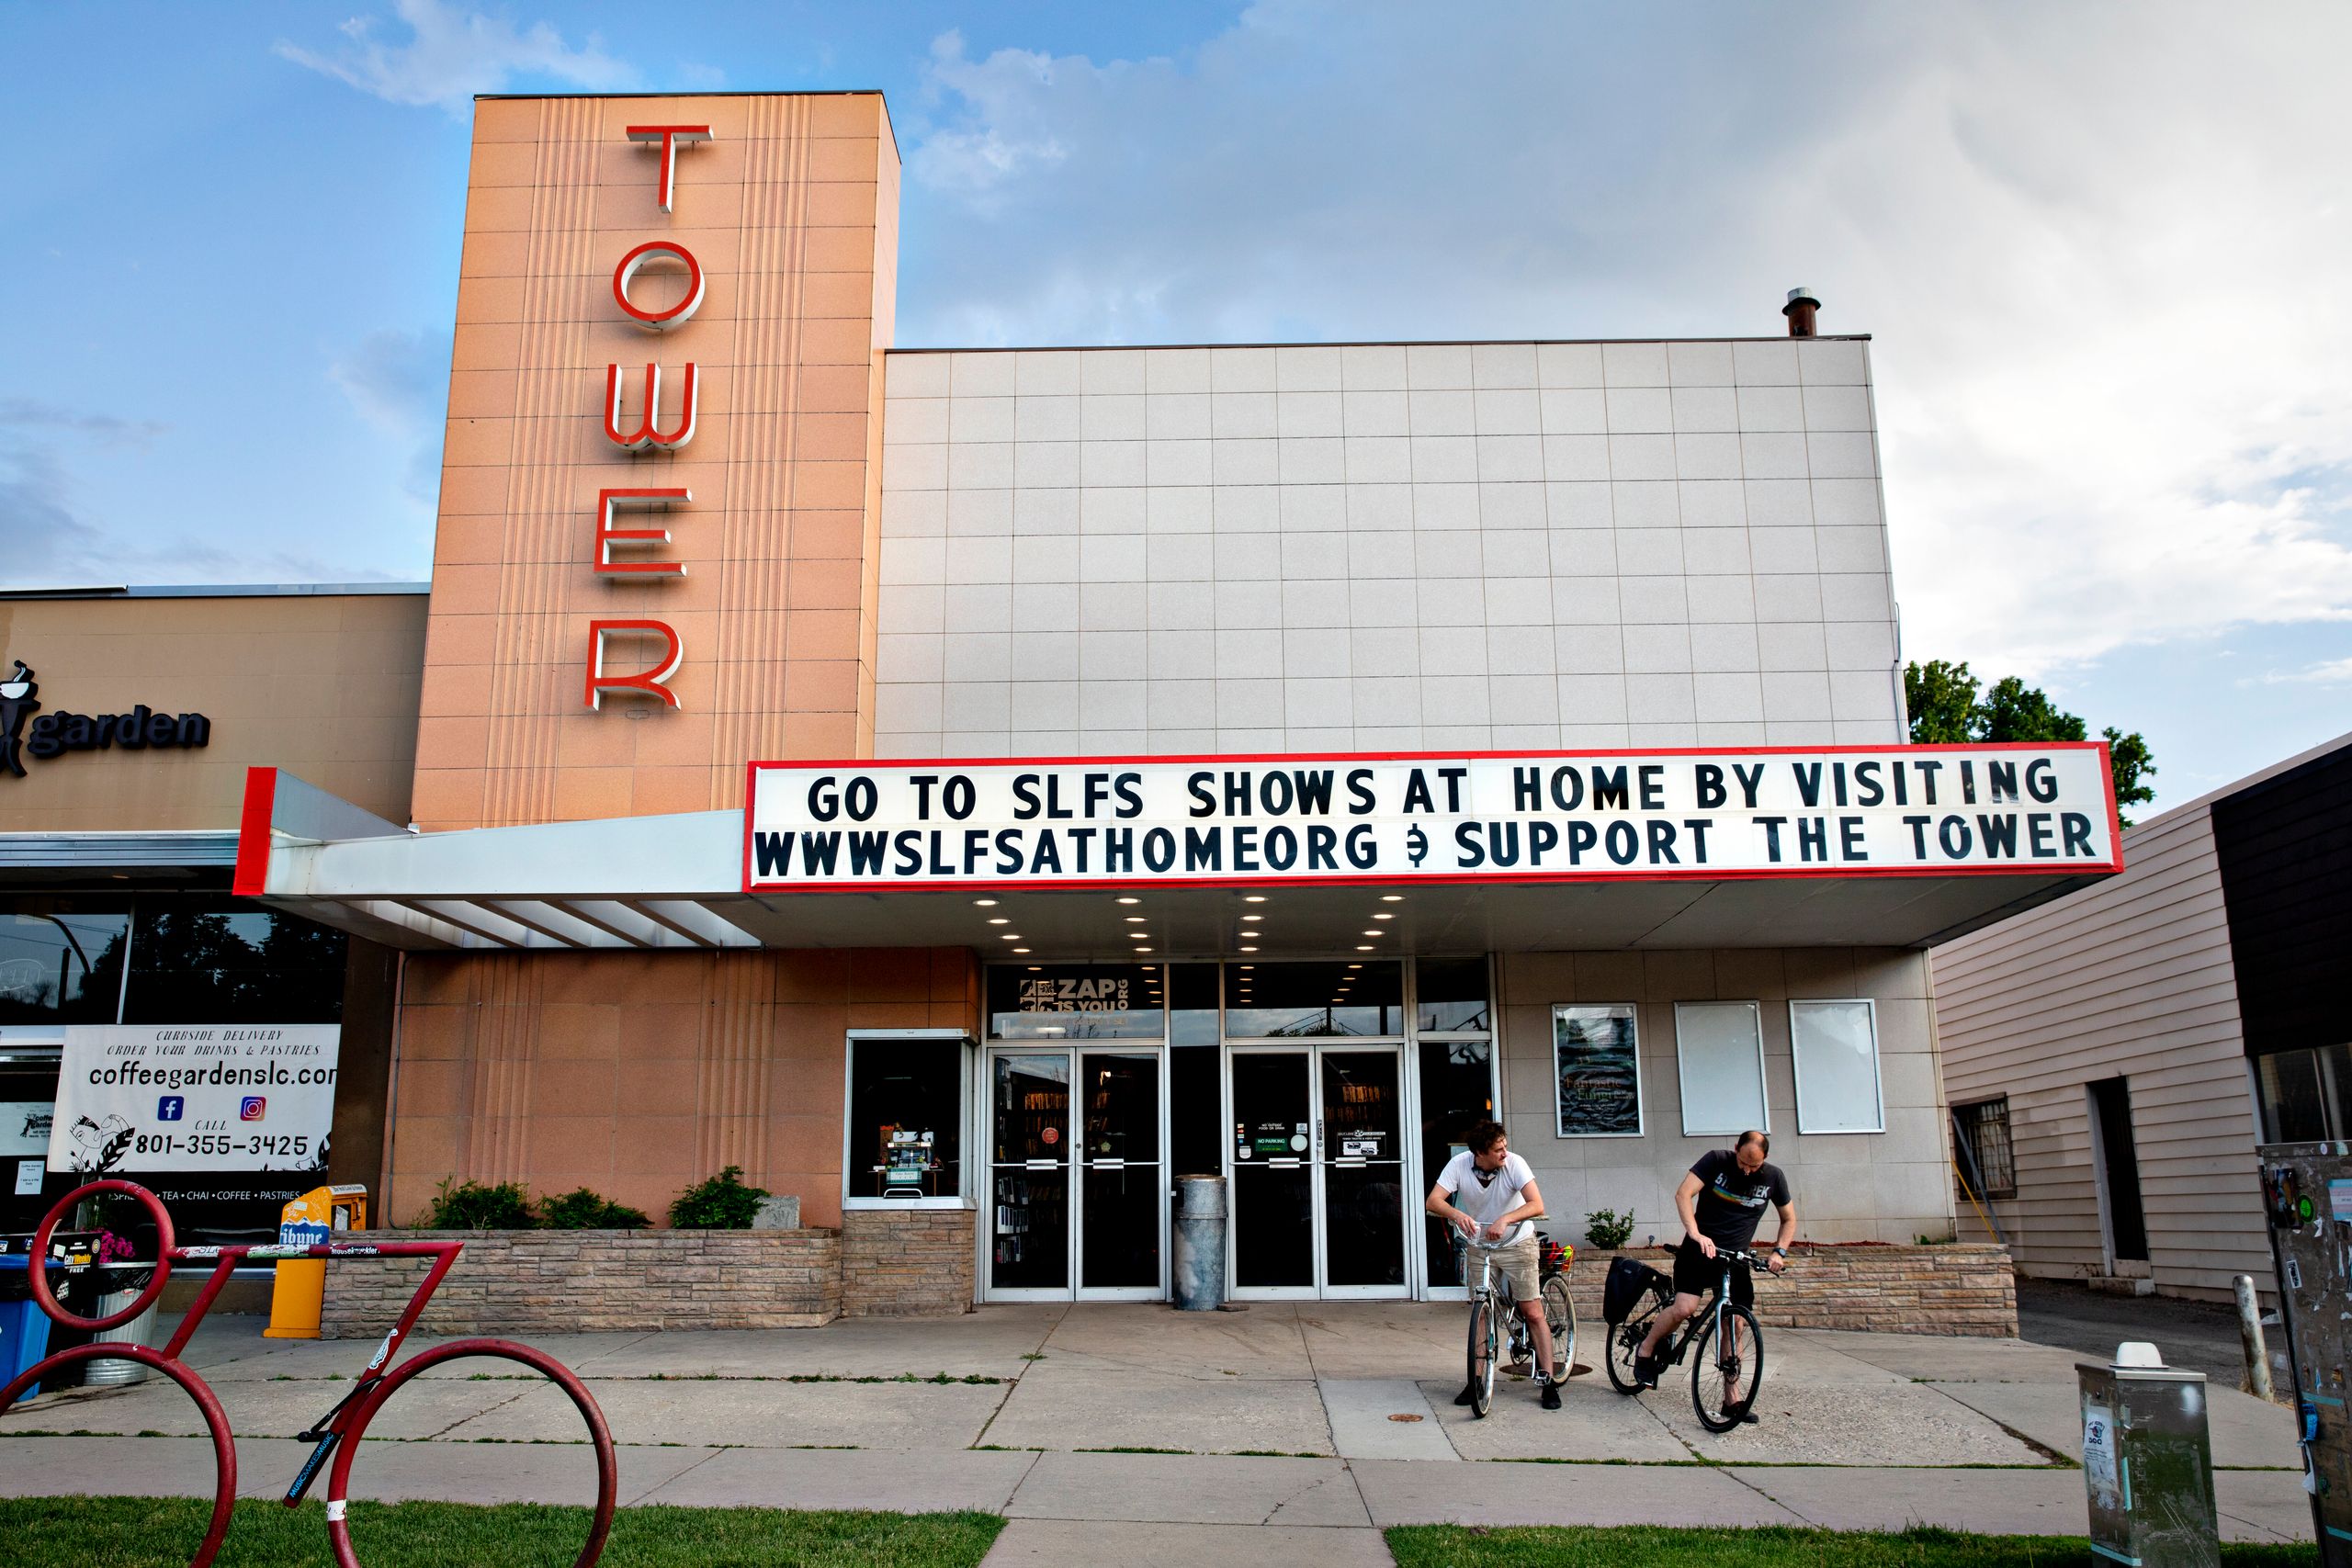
[0,1254,53,1404]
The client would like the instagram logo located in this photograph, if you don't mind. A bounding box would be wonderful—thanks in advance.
[240,1097,266,1122]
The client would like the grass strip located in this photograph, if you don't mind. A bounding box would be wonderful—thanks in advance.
[0,1497,1003,1568]
[1385,1525,2308,1568]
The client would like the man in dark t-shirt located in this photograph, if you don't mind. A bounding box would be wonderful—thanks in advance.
[1634,1130,1795,1393]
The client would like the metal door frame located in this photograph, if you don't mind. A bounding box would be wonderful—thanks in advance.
[1223,1040,1411,1303]
[979,1043,1168,1303]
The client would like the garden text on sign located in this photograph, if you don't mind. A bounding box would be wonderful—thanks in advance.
[744,745,2120,892]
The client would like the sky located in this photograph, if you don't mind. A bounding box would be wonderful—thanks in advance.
[2,0,2346,810]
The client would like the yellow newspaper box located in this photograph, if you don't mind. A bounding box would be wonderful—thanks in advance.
[263,1185,368,1339]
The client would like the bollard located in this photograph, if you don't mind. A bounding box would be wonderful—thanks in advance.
[2234,1275,2276,1403]
[1171,1175,1227,1312]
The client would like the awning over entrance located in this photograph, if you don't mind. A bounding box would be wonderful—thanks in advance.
[232,767,2112,955]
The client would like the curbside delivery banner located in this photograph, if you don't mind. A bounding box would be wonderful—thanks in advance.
[49,1023,341,1174]
[745,744,2120,893]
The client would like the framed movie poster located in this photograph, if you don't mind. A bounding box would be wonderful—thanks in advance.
[1554,1004,1642,1137]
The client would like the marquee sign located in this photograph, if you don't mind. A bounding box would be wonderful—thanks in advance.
[744,744,2121,893]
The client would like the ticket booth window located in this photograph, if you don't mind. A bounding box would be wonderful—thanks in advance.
[845,1034,967,1202]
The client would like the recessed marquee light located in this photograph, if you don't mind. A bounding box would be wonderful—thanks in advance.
[1380,895,1403,903]
[1240,945,1260,953]
[1356,944,1374,952]
[1125,916,1147,923]
[1363,930,1382,937]
[1373,913,1395,921]
[1244,895,1267,903]
[1001,932,1022,940]
[1015,949,1032,955]
[975,898,999,907]
[1116,897,1140,906]
[1241,915,1263,923]
[989,918,1010,925]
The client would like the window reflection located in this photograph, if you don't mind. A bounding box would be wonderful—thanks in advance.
[1224,962,1402,1037]
[0,907,129,1025]
[122,901,345,1025]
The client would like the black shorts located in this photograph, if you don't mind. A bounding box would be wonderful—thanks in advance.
[1672,1236,1752,1307]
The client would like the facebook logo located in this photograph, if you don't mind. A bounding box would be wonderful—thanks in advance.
[157,1096,185,1122]
[240,1097,266,1122]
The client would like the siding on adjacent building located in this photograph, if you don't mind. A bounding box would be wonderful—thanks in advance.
[1932,800,2266,1302]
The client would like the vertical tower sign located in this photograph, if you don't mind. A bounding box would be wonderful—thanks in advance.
[412,95,902,831]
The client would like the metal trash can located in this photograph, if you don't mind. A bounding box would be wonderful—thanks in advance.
[2080,1341,2220,1568]
[1172,1175,1226,1312]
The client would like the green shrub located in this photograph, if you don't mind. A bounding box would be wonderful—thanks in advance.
[539,1188,651,1230]
[669,1165,769,1230]
[421,1177,537,1230]
[1584,1208,1634,1250]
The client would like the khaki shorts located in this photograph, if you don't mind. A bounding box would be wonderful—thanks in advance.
[1461,1234,1541,1302]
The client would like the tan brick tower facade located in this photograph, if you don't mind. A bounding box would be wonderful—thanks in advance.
[413,93,900,831]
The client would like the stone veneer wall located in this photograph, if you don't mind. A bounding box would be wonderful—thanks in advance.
[1560,1244,2017,1337]
[840,1208,976,1317]
[320,1229,842,1337]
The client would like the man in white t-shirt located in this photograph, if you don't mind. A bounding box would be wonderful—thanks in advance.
[1425,1120,1558,1410]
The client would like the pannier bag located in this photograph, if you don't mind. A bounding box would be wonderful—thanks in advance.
[1603,1255,1670,1323]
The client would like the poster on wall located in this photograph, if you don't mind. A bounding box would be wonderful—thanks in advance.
[48,1024,340,1175]
[0,1100,52,1158]
[745,745,2121,892]
[1555,1005,1643,1137]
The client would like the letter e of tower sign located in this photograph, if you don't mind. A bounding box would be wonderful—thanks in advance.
[585,124,711,711]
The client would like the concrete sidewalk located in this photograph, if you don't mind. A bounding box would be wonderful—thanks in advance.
[0,1303,2311,1564]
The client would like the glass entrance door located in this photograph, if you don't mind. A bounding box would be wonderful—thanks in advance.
[1230,1050,1315,1294]
[987,1048,1165,1302]
[1318,1049,1406,1296]
[1078,1052,1162,1299]
[1227,1044,1408,1300]
[989,1053,1070,1300]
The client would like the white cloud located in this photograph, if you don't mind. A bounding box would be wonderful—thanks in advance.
[275,0,633,116]
[893,0,2352,677]
[2257,656,2352,685]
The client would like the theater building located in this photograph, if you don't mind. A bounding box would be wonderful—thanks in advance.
[17,91,2124,1309]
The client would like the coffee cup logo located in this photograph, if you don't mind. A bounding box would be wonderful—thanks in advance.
[0,662,36,779]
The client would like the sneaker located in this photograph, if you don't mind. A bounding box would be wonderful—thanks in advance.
[1540,1377,1562,1411]
[1453,1382,1478,1407]
[1633,1354,1661,1389]
[1735,1408,1758,1425]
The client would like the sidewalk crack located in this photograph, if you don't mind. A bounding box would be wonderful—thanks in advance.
[626,1446,722,1506]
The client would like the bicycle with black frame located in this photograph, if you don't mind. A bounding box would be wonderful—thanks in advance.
[1600,1245,1775,1431]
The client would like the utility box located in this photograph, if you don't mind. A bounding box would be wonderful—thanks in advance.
[2257,1140,2352,1563]
[264,1185,367,1340]
[2079,1343,2220,1568]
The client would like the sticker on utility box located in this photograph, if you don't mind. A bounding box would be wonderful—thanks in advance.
[2083,1402,2120,1510]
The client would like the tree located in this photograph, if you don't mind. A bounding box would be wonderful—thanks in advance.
[1903,659,1980,744]
[1904,660,2157,827]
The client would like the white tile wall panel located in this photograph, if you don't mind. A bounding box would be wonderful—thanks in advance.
[874,340,1899,757]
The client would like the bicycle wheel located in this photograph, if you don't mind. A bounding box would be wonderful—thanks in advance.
[1541,1273,1577,1379]
[1691,1302,1764,1433]
[1602,1307,1654,1395]
[1464,1293,1497,1418]
[1,1342,235,1568]
[325,1338,616,1568]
